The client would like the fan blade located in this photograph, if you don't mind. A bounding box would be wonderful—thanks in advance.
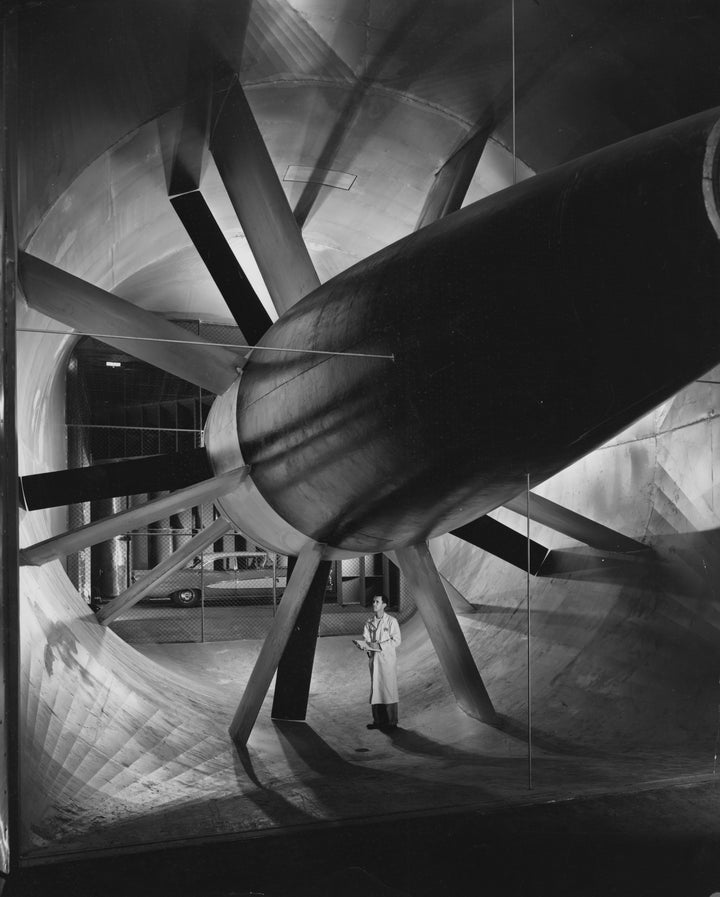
[210,79,320,315]
[170,189,272,343]
[451,515,550,575]
[394,542,496,725]
[96,516,232,625]
[271,557,333,722]
[20,447,213,511]
[385,550,476,612]
[19,252,245,393]
[160,43,274,343]
[20,466,247,566]
[229,540,325,746]
[161,0,252,194]
[504,492,646,553]
[415,117,495,230]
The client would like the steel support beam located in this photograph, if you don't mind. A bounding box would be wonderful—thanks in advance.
[20,467,247,566]
[386,550,476,613]
[20,447,213,510]
[210,80,320,315]
[504,492,646,553]
[452,515,549,574]
[229,541,325,747]
[97,517,231,625]
[271,557,332,721]
[18,253,245,394]
[0,10,18,880]
[415,118,494,230]
[162,30,273,342]
[161,0,252,194]
[170,189,272,344]
[165,93,212,199]
[395,543,496,725]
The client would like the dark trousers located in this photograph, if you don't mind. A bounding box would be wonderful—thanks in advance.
[371,702,398,728]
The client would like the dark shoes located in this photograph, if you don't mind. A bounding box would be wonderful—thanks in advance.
[367,723,397,731]
[366,723,379,729]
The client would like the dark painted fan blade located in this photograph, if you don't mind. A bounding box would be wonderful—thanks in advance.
[21,467,248,566]
[271,556,333,722]
[20,447,213,511]
[452,515,549,575]
[170,189,272,344]
[162,46,273,343]
[230,541,326,746]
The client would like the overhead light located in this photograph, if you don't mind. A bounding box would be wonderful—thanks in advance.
[105,361,122,368]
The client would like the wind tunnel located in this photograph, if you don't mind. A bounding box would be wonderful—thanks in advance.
[8,0,720,873]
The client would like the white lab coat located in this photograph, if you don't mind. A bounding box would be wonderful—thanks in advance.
[363,613,401,704]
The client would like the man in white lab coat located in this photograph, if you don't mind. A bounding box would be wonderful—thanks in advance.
[356,595,401,730]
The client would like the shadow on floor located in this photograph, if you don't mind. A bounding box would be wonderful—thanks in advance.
[9,778,720,897]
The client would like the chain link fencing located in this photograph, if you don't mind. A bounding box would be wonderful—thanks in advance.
[70,526,416,645]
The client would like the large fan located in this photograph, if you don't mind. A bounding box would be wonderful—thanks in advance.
[18,69,720,747]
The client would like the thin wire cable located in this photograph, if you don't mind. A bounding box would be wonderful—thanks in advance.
[526,471,533,790]
[714,690,720,775]
[17,328,394,360]
[516,0,529,788]
[512,0,517,186]
[65,423,202,433]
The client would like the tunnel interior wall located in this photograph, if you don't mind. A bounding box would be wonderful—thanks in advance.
[432,369,720,756]
[12,4,720,856]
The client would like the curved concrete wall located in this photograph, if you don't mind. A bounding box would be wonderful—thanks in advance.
[16,313,237,855]
[433,370,720,752]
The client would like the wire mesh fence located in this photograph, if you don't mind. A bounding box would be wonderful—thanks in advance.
[71,529,415,645]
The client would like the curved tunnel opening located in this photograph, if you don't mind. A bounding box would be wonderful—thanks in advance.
[11,2,720,879]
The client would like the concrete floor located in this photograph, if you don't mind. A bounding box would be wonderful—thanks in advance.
[18,598,720,859]
[10,775,720,896]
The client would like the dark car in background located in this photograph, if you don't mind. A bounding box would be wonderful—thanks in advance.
[131,551,286,607]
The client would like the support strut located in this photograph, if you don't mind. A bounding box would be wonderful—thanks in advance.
[395,542,496,725]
